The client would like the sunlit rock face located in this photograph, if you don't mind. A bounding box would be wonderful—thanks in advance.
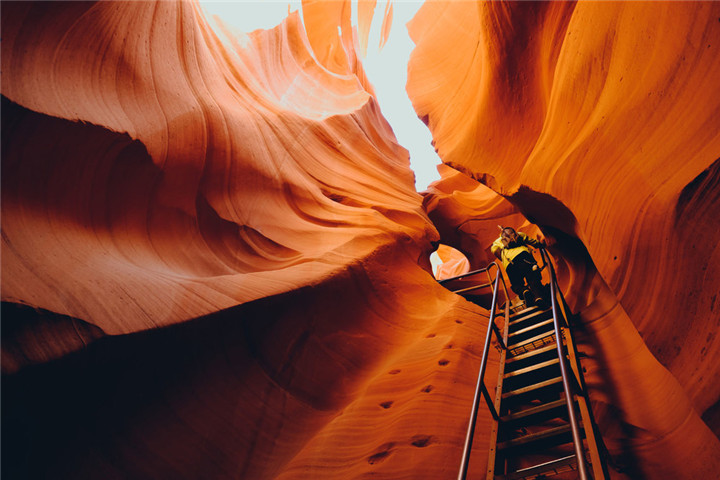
[2,1,432,335]
[2,1,497,479]
[424,164,533,271]
[3,1,720,480]
[410,1,720,477]
[433,244,470,281]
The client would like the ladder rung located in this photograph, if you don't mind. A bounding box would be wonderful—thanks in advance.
[500,398,567,424]
[508,305,541,321]
[497,454,578,480]
[508,319,554,339]
[506,343,557,364]
[497,424,572,451]
[504,358,560,379]
[502,376,562,399]
[508,308,551,326]
[508,330,557,350]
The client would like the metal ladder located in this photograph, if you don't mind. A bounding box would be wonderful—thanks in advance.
[439,249,609,480]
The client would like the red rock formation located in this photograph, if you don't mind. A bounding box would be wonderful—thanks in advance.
[411,1,720,477]
[2,2,492,479]
[3,1,720,479]
[424,164,533,270]
[2,1,432,334]
[434,244,470,281]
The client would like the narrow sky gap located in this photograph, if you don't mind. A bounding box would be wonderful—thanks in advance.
[198,0,442,191]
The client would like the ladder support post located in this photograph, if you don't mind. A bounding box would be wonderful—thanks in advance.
[486,297,510,480]
[457,272,503,480]
[547,254,591,480]
[449,249,608,480]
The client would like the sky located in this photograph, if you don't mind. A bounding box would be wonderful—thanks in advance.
[197,0,442,191]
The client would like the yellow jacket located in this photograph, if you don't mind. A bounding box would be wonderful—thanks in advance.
[491,232,541,269]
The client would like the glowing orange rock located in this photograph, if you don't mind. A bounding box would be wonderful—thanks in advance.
[3,0,719,479]
[1,1,431,335]
[434,244,470,281]
[1,2,492,479]
[424,164,533,270]
[408,1,720,477]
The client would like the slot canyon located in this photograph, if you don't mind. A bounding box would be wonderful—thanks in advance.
[2,1,719,479]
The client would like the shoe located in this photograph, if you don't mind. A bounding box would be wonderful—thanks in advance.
[523,289,535,307]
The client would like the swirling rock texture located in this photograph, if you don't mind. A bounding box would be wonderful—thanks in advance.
[413,1,720,478]
[1,1,495,479]
[434,244,471,281]
[3,2,720,480]
[424,164,533,271]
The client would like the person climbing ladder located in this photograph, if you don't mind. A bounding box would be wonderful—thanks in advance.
[491,226,546,307]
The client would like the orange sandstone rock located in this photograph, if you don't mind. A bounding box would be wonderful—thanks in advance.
[409,1,720,477]
[2,1,431,335]
[3,0,720,479]
[1,1,494,479]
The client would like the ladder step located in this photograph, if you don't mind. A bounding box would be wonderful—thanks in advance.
[509,333,560,357]
[497,454,578,480]
[504,358,561,379]
[506,343,557,365]
[508,308,552,327]
[497,424,573,452]
[503,358,561,391]
[508,319,554,340]
[502,376,563,400]
[508,328,556,349]
[500,398,567,426]
[508,305,542,321]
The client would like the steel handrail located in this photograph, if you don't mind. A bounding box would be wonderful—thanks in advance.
[484,264,507,350]
[451,282,494,295]
[456,263,508,480]
[540,247,589,480]
[440,263,507,349]
[438,265,493,284]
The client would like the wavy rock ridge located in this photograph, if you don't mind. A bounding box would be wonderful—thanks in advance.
[2,1,493,479]
[413,1,720,478]
[2,1,720,479]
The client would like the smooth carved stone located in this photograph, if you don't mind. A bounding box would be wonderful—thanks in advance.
[2,1,720,479]
[409,1,720,478]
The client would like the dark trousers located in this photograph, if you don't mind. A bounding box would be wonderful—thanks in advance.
[505,251,543,298]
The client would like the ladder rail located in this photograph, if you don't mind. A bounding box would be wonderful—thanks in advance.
[442,263,508,348]
[539,248,611,480]
[455,263,510,480]
[438,265,496,285]
[540,247,590,480]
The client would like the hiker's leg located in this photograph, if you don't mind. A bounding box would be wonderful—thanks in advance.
[505,263,525,297]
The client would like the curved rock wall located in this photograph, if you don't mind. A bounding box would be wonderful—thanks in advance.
[2,1,496,479]
[3,1,720,479]
[411,1,720,478]
[2,1,432,334]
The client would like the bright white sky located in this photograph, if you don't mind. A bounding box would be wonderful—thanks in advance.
[198,0,442,191]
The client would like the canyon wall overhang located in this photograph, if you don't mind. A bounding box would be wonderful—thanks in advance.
[411,1,720,477]
[2,1,720,479]
[1,2,499,479]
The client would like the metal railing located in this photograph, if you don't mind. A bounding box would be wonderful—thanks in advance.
[444,247,592,480]
[439,263,510,480]
[439,264,509,349]
[539,247,589,480]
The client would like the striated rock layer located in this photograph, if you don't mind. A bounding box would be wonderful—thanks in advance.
[3,1,720,479]
[2,1,495,479]
[412,1,720,478]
